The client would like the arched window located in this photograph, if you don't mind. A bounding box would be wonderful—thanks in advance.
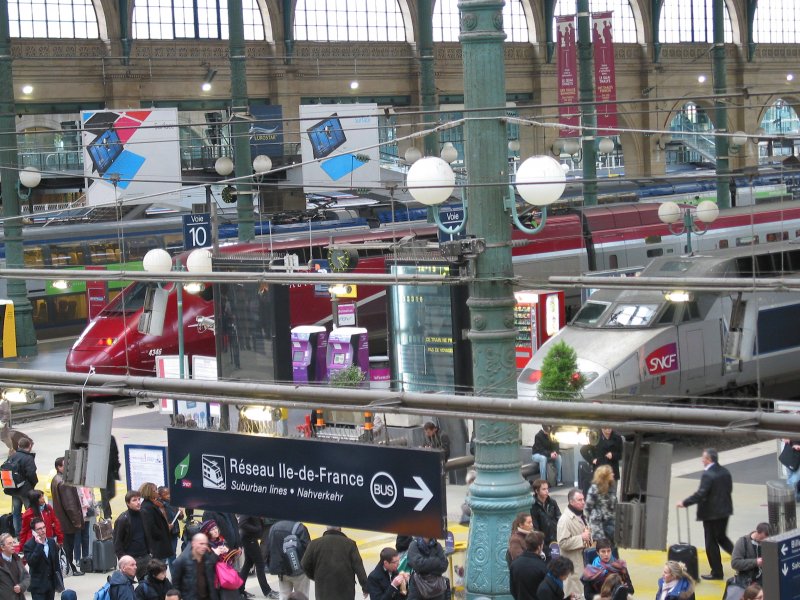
[432,0,529,43]
[133,0,265,40]
[554,0,637,43]
[658,0,732,43]
[293,0,405,42]
[753,0,800,44]
[9,0,99,38]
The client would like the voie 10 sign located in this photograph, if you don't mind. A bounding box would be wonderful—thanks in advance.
[168,428,446,538]
[183,213,211,250]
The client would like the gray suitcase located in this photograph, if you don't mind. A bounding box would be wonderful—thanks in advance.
[615,500,643,548]
[92,539,116,572]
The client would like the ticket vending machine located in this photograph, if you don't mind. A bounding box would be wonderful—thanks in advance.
[291,325,329,384]
[326,327,369,385]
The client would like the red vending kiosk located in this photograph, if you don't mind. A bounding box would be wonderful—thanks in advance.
[513,290,565,369]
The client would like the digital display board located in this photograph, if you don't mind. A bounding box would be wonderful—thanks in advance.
[387,262,471,393]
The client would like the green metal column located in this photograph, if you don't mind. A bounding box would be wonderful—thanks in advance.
[0,0,36,357]
[746,0,757,63]
[119,0,131,65]
[713,0,730,209]
[418,0,437,156]
[227,0,254,241]
[282,0,294,62]
[652,0,662,63]
[544,0,556,63]
[459,1,529,598]
[577,0,597,206]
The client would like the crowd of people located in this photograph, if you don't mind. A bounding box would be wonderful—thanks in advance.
[500,428,773,600]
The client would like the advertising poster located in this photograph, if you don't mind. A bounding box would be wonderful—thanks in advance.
[81,108,181,207]
[592,11,619,135]
[556,15,579,137]
[299,104,381,194]
[249,105,284,158]
[125,445,167,491]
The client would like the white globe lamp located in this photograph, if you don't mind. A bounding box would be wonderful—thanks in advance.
[215,156,234,177]
[253,155,272,174]
[186,248,213,273]
[515,156,567,206]
[143,248,173,273]
[404,147,422,164]
[658,201,682,224]
[19,167,42,189]
[695,200,720,224]
[406,157,456,206]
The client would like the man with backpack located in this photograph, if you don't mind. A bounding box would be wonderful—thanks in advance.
[266,520,311,600]
[1,437,37,536]
[108,556,137,600]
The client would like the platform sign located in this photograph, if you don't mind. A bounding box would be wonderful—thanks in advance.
[437,206,466,242]
[763,527,800,600]
[168,428,446,537]
[183,213,211,250]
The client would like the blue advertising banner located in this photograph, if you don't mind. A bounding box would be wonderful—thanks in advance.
[249,105,284,158]
[168,428,446,537]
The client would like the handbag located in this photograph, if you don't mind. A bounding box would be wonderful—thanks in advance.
[93,518,113,541]
[215,559,244,590]
[58,546,70,577]
[412,572,449,600]
[722,576,746,600]
[779,443,800,471]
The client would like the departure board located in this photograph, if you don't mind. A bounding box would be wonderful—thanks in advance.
[388,262,471,393]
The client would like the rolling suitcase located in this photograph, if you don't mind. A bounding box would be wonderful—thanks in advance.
[668,507,699,582]
[92,539,116,572]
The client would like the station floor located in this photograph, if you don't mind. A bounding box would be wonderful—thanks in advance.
[0,401,783,600]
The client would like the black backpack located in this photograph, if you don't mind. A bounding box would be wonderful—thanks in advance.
[0,455,24,495]
[281,522,307,577]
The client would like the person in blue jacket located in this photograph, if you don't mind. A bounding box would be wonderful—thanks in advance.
[655,560,696,600]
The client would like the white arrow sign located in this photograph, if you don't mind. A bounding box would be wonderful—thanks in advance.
[782,564,789,576]
[403,476,433,511]
[782,544,789,557]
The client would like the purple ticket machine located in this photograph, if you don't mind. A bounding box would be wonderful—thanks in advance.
[291,325,328,384]
[326,327,369,385]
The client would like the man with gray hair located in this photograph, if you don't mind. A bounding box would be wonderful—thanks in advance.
[678,447,734,581]
[301,526,368,600]
[109,556,137,600]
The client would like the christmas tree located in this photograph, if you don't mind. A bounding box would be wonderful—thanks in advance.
[537,340,586,402]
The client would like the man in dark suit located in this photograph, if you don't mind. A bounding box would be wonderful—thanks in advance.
[509,531,548,600]
[678,447,734,580]
[23,517,62,600]
[367,547,407,600]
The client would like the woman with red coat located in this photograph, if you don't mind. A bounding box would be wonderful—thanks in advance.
[17,489,64,551]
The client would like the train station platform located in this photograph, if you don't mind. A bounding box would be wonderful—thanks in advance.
[0,403,781,600]
[0,337,75,410]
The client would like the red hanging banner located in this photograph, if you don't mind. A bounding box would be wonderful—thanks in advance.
[592,11,618,135]
[556,15,579,138]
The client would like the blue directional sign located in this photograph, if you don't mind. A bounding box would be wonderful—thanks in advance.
[183,213,211,250]
[763,528,800,600]
[437,205,466,242]
[168,428,446,538]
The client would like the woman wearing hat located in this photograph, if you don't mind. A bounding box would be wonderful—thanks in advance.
[200,520,230,557]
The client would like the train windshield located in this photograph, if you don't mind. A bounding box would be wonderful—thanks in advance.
[102,282,152,315]
[605,303,660,328]
[572,301,610,326]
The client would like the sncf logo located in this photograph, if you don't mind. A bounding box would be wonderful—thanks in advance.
[646,343,679,375]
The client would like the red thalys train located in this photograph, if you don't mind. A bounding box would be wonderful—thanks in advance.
[66,200,800,376]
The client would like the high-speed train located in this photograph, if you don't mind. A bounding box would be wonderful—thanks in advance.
[517,240,800,404]
[66,198,800,378]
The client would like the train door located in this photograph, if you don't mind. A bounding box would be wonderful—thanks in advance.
[678,302,723,395]
[611,353,640,399]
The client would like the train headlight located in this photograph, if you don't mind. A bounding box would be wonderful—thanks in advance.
[97,337,116,347]
[665,290,692,303]
[520,369,542,383]
[2,388,36,404]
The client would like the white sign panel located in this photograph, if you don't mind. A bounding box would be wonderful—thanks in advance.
[81,108,182,207]
[299,104,381,194]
